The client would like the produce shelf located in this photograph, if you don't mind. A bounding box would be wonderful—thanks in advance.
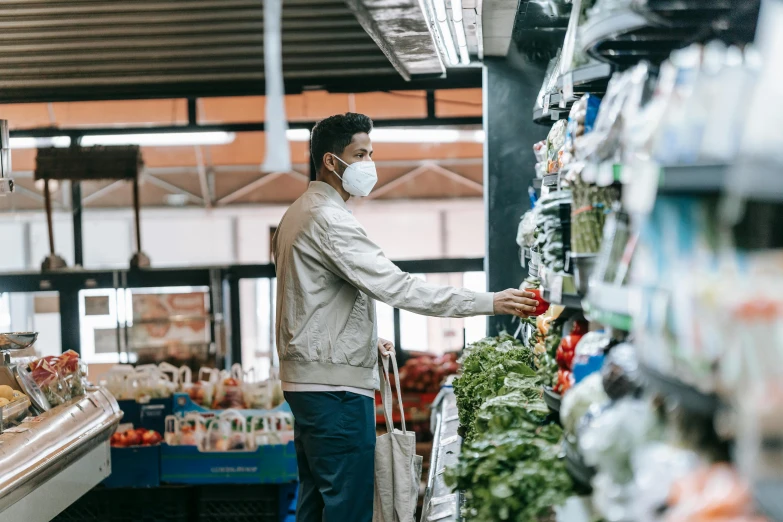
[420,388,462,522]
[542,173,560,188]
[543,289,583,310]
[640,364,723,418]
[579,8,693,66]
[657,164,728,195]
[563,438,595,493]
[542,386,562,413]
[557,63,613,92]
[584,283,636,331]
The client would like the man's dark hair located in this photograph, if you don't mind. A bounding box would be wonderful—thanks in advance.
[310,113,373,171]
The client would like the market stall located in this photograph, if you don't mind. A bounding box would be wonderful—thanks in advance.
[0,333,122,522]
[442,0,783,520]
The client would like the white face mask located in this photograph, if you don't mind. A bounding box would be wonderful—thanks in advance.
[330,154,378,197]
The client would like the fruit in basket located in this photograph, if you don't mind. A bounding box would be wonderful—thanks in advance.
[111,428,163,447]
[0,398,9,407]
[0,385,14,401]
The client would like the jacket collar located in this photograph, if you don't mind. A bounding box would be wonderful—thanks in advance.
[308,181,347,209]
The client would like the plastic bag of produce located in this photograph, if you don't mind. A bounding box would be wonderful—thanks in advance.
[55,350,86,398]
[187,367,217,407]
[101,364,135,400]
[212,364,245,409]
[206,409,250,452]
[631,443,701,522]
[29,356,70,406]
[127,366,176,400]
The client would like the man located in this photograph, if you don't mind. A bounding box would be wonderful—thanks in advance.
[273,113,538,522]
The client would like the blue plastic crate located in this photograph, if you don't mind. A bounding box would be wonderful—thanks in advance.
[102,445,161,488]
[171,392,291,419]
[160,441,298,485]
[117,397,173,433]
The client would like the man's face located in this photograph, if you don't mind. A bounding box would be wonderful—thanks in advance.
[330,132,374,173]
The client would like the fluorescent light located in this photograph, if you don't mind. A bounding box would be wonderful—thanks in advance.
[10,136,71,149]
[451,0,471,64]
[286,129,311,142]
[286,128,484,144]
[80,131,236,147]
[430,0,459,66]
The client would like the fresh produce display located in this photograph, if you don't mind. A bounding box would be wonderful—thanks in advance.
[397,352,459,393]
[28,351,87,406]
[447,335,574,521]
[102,362,285,410]
[452,335,536,441]
[110,427,163,448]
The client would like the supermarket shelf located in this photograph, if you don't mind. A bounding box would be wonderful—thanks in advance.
[543,289,583,310]
[543,386,562,413]
[657,164,728,194]
[543,173,560,188]
[564,438,595,493]
[420,388,461,522]
[580,9,649,64]
[580,8,694,66]
[640,364,723,417]
[557,63,613,91]
[584,283,636,331]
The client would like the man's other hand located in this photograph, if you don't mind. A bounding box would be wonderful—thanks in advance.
[378,338,395,358]
[493,289,539,317]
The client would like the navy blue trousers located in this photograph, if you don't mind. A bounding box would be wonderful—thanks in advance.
[284,391,375,522]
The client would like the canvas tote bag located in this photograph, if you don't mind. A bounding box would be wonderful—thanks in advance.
[373,354,423,522]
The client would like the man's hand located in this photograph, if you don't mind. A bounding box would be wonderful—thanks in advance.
[378,338,395,358]
[493,289,539,317]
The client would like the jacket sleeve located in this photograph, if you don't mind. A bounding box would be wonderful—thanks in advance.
[317,211,495,318]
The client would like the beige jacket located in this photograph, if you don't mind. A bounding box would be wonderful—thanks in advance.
[273,181,494,390]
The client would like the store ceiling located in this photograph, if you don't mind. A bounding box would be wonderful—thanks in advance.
[0,0,478,103]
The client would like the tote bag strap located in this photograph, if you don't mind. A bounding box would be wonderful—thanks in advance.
[379,354,408,434]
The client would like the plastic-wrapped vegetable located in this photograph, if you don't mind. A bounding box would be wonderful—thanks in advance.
[602,342,642,400]
[29,356,71,406]
[561,372,609,436]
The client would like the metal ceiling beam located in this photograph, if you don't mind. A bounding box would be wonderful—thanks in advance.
[9,115,483,139]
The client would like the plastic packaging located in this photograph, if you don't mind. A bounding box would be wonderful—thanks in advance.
[560,372,609,436]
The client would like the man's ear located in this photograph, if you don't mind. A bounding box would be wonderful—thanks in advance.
[322,152,336,173]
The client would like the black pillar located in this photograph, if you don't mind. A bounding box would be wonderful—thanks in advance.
[59,290,80,354]
[484,47,548,335]
[72,181,83,266]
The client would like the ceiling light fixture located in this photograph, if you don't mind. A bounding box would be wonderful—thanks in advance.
[80,131,236,147]
[429,0,459,66]
[10,136,71,149]
[450,0,471,64]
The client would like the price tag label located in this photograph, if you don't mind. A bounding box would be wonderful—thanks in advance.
[550,275,563,305]
[563,72,574,102]
[440,435,459,447]
[428,509,455,521]
[542,94,551,116]
[431,494,457,506]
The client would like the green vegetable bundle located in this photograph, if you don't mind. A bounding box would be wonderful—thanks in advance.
[453,335,536,441]
[448,335,574,521]
[446,421,572,521]
[570,179,619,255]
